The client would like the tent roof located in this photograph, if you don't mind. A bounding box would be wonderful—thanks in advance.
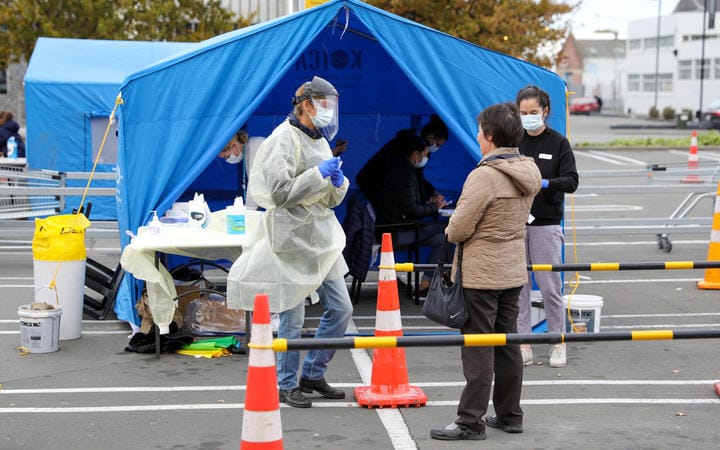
[25,37,197,85]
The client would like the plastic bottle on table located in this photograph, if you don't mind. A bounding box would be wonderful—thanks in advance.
[7,136,17,159]
[148,211,161,235]
[226,197,246,235]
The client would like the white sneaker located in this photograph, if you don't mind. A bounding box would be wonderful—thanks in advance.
[521,345,533,366]
[549,343,566,367]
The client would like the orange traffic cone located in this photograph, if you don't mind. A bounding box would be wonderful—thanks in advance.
[681,130,703,184]
[354,233,427,408]
[241,294,283,450]
[698,181,720,289]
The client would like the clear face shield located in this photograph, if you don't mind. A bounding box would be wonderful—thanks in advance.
[310,96,339,141]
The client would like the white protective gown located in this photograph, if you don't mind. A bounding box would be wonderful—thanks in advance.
[226,119,348,313]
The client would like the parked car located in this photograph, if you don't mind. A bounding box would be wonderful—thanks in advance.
[569,96,600,115]
[700,98,720,129]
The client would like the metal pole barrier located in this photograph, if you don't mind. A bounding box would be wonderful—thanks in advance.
[265,329,720,352]
[390,261,720,273]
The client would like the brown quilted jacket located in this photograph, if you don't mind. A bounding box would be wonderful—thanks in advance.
[446,147,541,290]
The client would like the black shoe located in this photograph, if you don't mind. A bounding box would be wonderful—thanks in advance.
[484,415,523,433]
[430,423,486,441]
[299,377,345,399]
[279,387,312,408]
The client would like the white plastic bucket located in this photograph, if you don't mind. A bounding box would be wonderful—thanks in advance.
[33,260,86,340]
[18,304,62,353]
[563,294,604,333]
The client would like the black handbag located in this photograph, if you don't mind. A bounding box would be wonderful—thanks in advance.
[422,239,468,328]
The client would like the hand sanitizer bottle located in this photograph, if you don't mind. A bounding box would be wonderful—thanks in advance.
[226,197,246,235]
[149,210,161,235]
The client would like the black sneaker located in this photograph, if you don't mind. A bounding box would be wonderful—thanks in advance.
[299,377,345,399]
[484,415,523,433]
[430,423,486,441]
[279,387,312,408]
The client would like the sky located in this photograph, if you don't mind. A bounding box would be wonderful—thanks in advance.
[569,0,679,39]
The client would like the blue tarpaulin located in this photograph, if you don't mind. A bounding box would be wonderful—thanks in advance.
[24,37,196,219]
[114,0,567,324]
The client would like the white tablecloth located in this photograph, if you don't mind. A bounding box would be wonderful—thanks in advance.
[121,210,258,333]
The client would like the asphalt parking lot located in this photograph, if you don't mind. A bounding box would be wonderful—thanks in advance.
[1,115,719,449]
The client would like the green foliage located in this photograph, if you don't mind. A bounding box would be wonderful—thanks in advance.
[573,130,720,147]
[662,106,675,120]
[0,0,253,63]
[649,106,659,119]
[365,0,575,68]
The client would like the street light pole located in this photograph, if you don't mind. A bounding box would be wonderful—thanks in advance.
[654,0,662,110]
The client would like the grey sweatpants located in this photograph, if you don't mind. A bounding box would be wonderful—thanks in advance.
[517,225,565,334]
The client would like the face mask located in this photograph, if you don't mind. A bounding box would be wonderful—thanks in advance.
[311,104,334,128]
[415,156,428,168]
[428,144,440,153]
[225,150,243,164]
[521,114,545,132]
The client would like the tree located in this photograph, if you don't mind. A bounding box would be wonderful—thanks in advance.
[365,0,574,67]
[0,0,253,63]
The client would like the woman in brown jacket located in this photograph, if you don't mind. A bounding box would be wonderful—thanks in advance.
[431,102,541,442]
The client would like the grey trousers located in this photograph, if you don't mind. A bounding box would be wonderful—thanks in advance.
[517,225,565,334]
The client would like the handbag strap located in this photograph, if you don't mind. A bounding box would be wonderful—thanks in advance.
[439,235,463,275]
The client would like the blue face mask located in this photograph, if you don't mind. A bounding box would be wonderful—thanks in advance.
[521,114,545,132]
[415,156,428,168]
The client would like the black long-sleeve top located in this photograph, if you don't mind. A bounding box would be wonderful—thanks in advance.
[520,126,579,226]
[375,156,438,225]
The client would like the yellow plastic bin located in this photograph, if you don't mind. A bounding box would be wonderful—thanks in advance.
[32,214,90,340]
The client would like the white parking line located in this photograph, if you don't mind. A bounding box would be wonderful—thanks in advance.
[587,150,647,166]
[670,149,720,161]
[1,379,715,395]
[347,319,417,450]
[2,398,717,414]
[575,151,626,165]
[571,204,643,212]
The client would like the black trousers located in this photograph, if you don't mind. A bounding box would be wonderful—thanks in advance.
[456,286,524,432]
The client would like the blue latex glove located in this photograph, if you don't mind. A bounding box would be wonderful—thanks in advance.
[330,168,345,188]
[318,157,341,178]
[541,179,550,189]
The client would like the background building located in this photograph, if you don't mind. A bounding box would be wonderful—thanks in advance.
[557,34,626,113]
[624,0,720,117]
[220,0,305,23]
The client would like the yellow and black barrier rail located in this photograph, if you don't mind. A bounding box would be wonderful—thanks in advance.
[262,329,720,353]
[389,261,720,273]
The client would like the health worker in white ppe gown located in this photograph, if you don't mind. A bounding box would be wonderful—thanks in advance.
[227,76,352,408]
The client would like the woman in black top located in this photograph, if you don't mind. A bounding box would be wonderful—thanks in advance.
[515,85,579,368]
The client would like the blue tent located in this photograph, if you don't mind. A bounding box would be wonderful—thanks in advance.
[114,0,567,324]
[24,38,196,219]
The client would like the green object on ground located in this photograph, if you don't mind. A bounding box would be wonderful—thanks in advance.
[181,336,238,350]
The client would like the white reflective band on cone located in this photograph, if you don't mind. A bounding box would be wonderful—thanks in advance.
[375,309,402,332]
[249,324,275,367]
[711,230,720,243]
[241,410,283,442]
[379,252,397,281]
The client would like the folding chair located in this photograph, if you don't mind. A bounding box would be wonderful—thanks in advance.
[84,257,125,320]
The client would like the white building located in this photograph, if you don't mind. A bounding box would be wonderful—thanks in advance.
[624,0,720,117]
[220,0,306,23]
